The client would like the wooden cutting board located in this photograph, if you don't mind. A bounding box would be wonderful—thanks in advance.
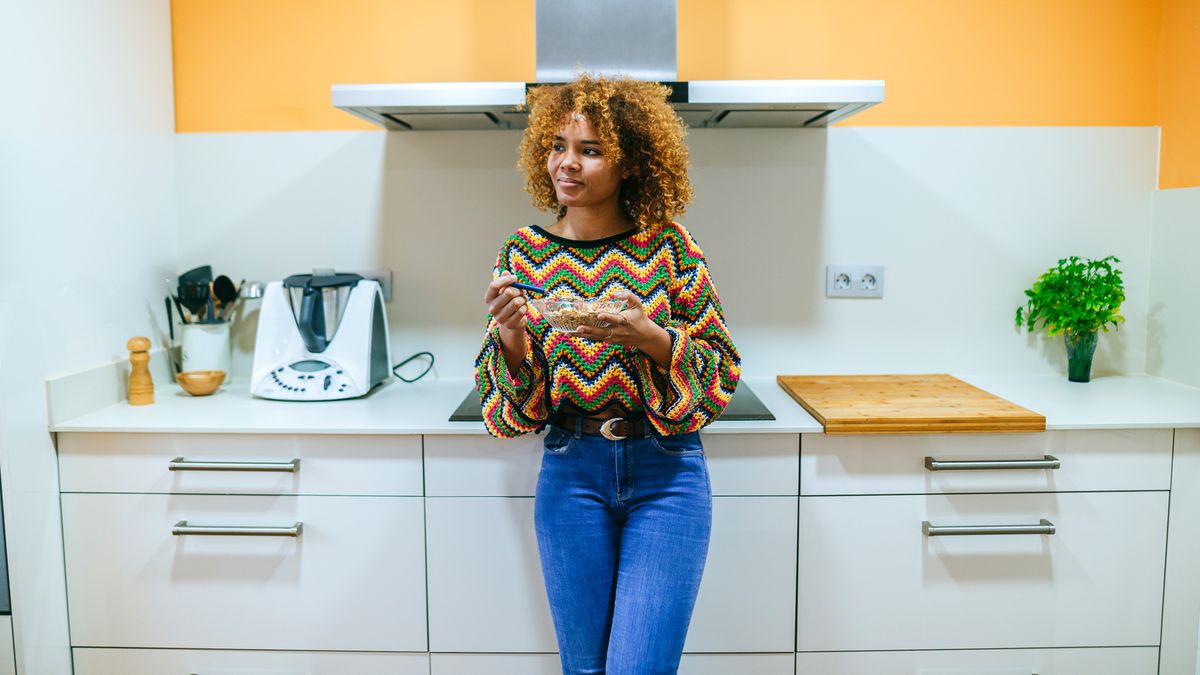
[776,374,1046,434]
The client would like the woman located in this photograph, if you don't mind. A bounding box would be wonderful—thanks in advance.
[475,74,740,675]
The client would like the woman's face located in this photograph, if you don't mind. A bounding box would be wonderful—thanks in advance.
[547,113,624,212]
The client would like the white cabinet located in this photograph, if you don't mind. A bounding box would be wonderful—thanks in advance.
[801,429,1172,495]
[425,433,799,497]
[795,646,1158,674]
[430,652,795,675]
[679,653,794,675]
[55,423,1183,668]
[61,493,427,651]
[58,433,423,496]
[797,491,1167,651]
[693,433,799,496]
[0,616,13,675]
[798,427,1172,660]
[425,497,555,652]
[431,653,561,675]
[1162,428,1200,675]
[684,497,797,653]
[423,434,545,497]
[72,648,429,675]
[425,495,797,653]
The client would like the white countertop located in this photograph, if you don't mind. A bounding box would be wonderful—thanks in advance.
[954,373,1200,430]
[49,373,1200,435]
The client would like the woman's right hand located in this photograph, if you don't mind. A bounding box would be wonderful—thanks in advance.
[484,271,529,332]
[484,272,529,371]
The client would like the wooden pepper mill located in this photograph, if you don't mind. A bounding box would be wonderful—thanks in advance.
[127,336,154,405]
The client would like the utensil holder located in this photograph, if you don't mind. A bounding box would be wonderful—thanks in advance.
[180,322,231,374]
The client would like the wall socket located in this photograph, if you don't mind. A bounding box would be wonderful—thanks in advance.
[825,264,885,298]
[343,268,393,302]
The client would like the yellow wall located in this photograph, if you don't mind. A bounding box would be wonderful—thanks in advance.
[679,0,1159,126]
[1158,0,1200,189]
[171,0,1197,187]
[170,0,535,132]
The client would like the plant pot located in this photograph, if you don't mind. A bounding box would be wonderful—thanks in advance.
[1064,330,1099,383]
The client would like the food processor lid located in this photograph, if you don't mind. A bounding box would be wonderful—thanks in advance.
[283,273,364,289]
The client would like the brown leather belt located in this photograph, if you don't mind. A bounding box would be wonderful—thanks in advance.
[551,412,647,440]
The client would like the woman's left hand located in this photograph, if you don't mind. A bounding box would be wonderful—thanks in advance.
[578,290,669,352]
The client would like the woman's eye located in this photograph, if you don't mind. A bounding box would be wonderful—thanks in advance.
[583,148,600,156]
[552,144,565,152]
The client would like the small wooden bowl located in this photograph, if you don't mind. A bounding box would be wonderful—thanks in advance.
[176,370,226,396]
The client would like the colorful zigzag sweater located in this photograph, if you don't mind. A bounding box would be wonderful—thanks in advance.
[474,222,741,438]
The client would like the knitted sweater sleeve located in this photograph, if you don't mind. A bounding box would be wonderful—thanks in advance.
[633,224,741,435]
[473,243,550,438]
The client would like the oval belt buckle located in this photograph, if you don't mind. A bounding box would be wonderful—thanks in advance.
[600,417,627,441]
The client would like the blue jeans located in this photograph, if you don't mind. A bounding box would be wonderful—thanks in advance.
[535,422,713,675]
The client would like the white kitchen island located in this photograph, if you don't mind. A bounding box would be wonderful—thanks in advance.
[47,373,1200,675]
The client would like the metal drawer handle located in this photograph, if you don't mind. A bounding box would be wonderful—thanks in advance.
[924,455,1060,471]
[923,519,1056,537]
[172,520,303,537]
[169,457,300,472]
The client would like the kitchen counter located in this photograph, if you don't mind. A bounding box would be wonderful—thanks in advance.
[960,373,1200,430]
[48,373,1200,434]
[48,372,1200,670]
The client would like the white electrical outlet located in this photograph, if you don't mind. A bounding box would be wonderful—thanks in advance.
[826,265,885,298]
[343,268,393,302]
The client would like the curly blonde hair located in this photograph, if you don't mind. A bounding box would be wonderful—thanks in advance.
[517,74,693,229]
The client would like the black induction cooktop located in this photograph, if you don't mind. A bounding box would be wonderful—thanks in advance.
[449,381,775,422]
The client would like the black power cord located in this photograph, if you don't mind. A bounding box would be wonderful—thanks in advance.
[392,351,435,383]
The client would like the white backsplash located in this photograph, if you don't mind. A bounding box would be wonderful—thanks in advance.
[1148,186,1200,388]
[177,126,1158,381]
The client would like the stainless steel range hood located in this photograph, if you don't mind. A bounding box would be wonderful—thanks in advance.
[332,0,883,131]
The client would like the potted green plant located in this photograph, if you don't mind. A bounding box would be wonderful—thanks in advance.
[1015,255,1125,382]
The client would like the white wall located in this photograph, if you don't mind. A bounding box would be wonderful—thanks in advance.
[177,126,1157,381]
[0,1,178,673]
[1147,187,1200,388]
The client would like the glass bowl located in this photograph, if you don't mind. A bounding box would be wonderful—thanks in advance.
[529,296,627,333]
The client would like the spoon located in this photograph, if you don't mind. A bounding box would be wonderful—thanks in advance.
[509,281,546,294]
[212,275,239,320]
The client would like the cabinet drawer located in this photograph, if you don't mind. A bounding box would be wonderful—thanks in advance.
[424,434,544,497]
[686,497,797,652]
[62,493,427,651]
[58,433,422,495]
[795,646,1157,674]
[425,498,555,652]
[425,433,798,496]
[73,648,428,674]
[797,491,1167,651]
[801,428,1171,495]
[431,653,794,675]
[432,653,561,675]
[680,654,794,675]
[426,496,797,653]
[703,434,798,496]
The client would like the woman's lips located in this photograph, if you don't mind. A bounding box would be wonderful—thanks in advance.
[557,177,582,187]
